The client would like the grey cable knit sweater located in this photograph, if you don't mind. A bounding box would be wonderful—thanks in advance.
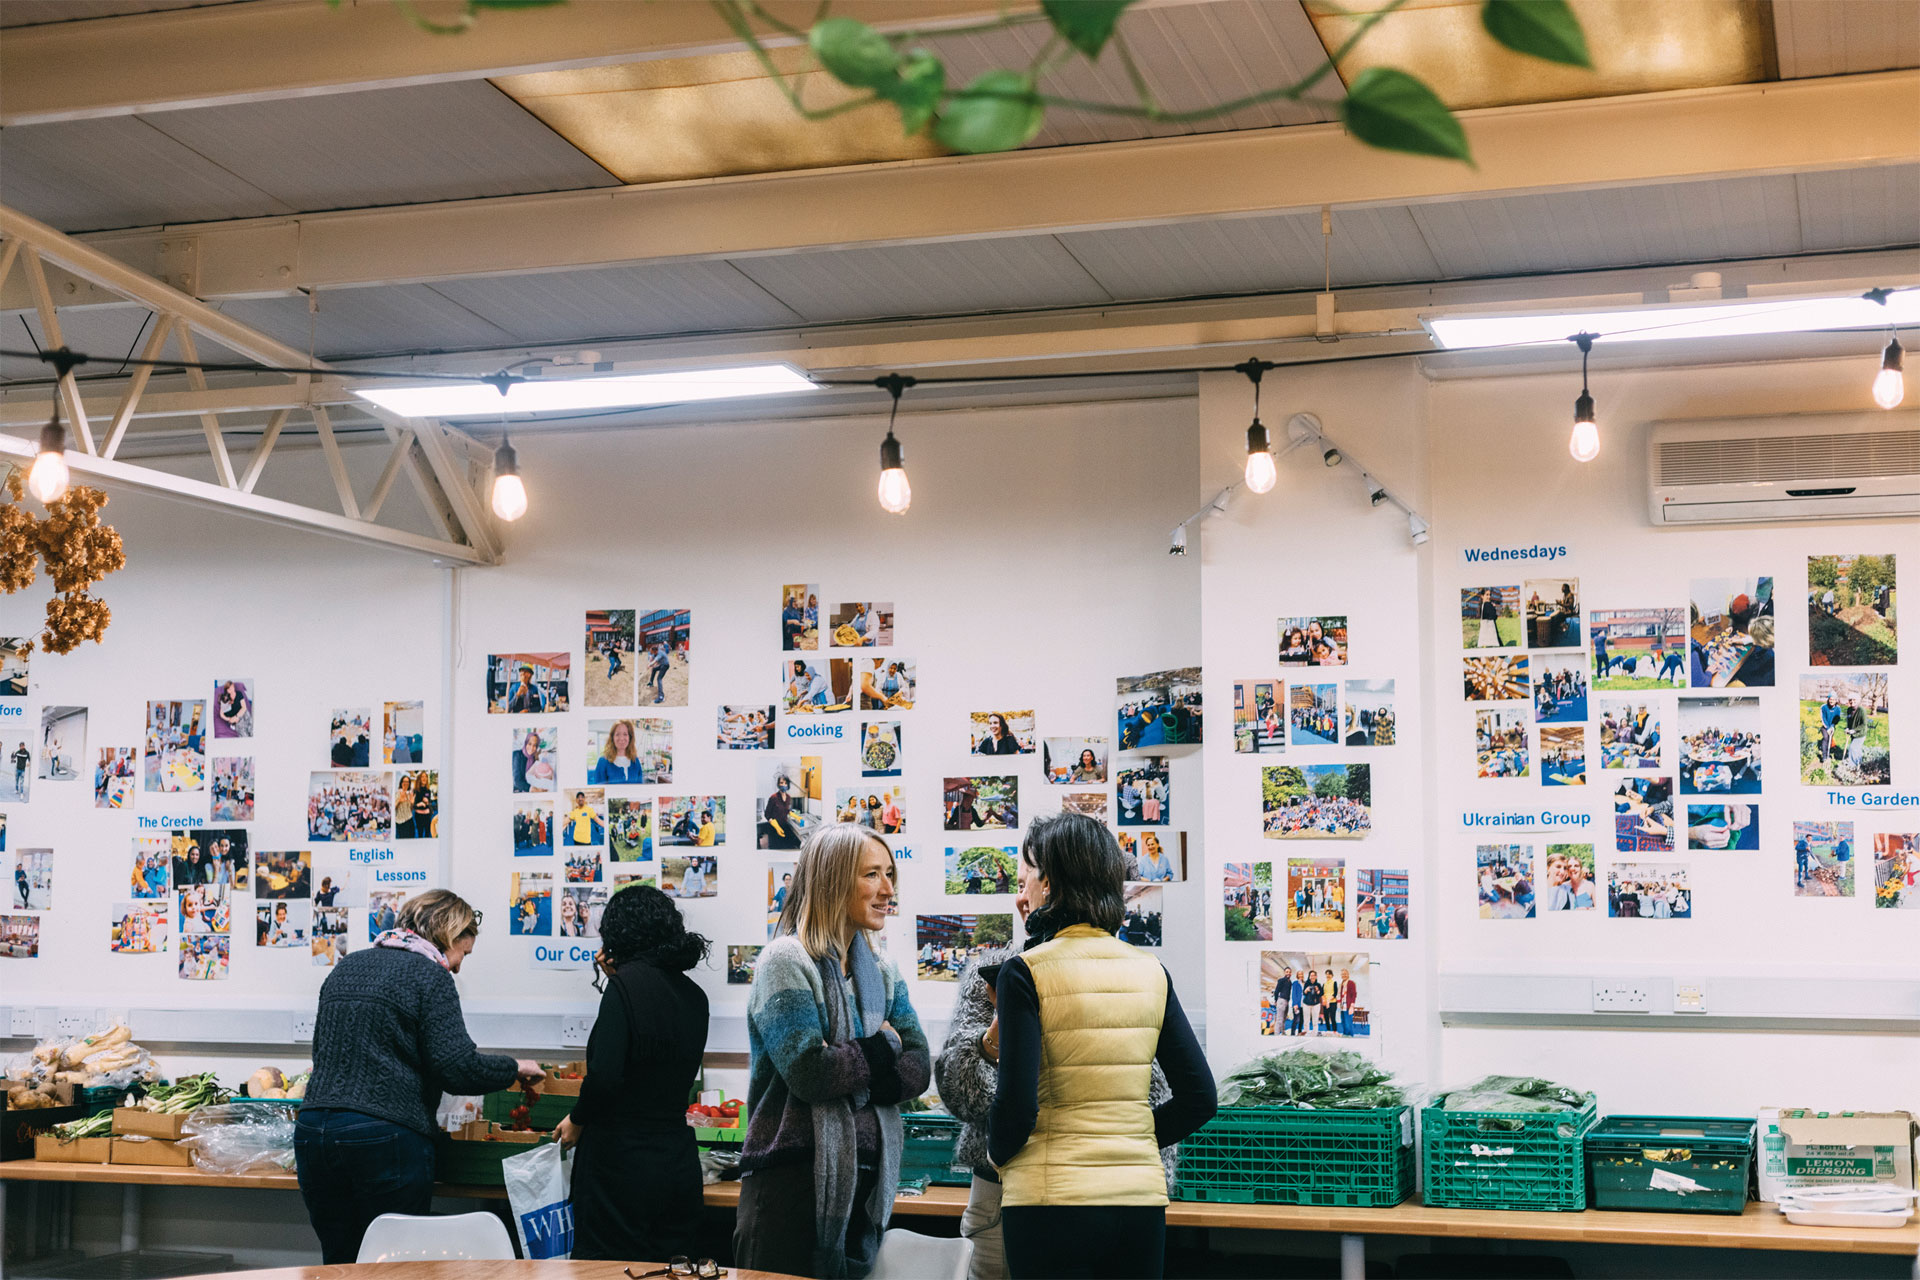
[302,945,519,1136]
[933,948,1180,1189]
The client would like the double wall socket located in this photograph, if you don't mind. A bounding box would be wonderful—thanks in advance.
[559,1016,593,1047]
[1591,982,1652,1012]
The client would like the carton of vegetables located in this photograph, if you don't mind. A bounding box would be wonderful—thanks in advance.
[115,1073,233,1140]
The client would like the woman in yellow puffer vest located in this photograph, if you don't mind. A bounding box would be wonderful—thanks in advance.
[986,813,1216,1279]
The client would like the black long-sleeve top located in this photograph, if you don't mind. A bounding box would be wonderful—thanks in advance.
[569,957,709,1128]
[986,954,1215,1168]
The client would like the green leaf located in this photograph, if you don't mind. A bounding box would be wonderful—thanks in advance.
[1341,67,1471,164]
[1481,0,1591,68]
[880,52,945,136]
[1041,0,1135,59]
[934,70,1046,153]
[810,16,901,91]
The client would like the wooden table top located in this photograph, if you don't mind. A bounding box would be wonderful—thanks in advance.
[201,1266,798,1280]
[5,1161,1916,1255]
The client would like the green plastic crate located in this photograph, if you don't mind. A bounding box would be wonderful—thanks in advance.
[1422,1095,1598,1211]
[437,1131,555,1187]
[1175,1105,1414,1207]
[900,1113,971,1187]
[1584,1115,1753,1215]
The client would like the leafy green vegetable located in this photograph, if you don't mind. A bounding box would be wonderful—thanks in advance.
[1217,1049,1403,1109]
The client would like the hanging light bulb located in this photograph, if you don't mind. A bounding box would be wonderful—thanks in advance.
[1873,336,1905,409]
[1568,333,1600,463]
[28,411,70,504]
[874,374,915,515]
[1244,420,1277,494]
[490,437,527,521]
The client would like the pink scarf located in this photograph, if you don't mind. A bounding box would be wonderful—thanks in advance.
[374,928,449,970]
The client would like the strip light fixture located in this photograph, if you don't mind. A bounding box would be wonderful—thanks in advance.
[1423,289,1920,350]
[353,363,818,418]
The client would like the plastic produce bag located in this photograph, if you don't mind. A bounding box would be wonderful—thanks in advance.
[502,1139,575,1260]
[179,1102,298,1174]
[436,1094,485,1133]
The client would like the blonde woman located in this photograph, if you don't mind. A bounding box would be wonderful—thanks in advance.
[590,719,645,785]
[736,823,929,1278]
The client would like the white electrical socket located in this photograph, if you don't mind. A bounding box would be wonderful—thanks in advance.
[559,1015,594,1047]
[53,1008,93,1037]
[1673,980,1708,1014]
[291,1015,316,1042]
[1592,982,1651,1012]
[9,1007,34,1037]
[103,1008,130,1030]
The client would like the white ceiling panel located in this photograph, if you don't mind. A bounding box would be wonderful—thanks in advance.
[218,285,518,359]
[731,237,1113,323]
[428,261,805,344]
[1772,0,1920,77]
[1795,164,1920,252]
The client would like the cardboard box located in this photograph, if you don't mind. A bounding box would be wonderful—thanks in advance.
[109,1136,196,1168]
[34,1133,111,1163]
[113,1107,187,1140]
[537,1062,587,1097]
[1756,1108,1917,1202]
[3,1093,85,1162]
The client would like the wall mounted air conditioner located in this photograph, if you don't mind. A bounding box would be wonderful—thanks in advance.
[1647,411,1920,526]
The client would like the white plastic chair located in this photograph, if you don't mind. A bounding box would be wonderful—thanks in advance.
[869,1227,973,1280]
[356,1211,517,1262]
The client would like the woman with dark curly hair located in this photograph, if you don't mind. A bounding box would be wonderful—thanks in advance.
[555,885,711,1261]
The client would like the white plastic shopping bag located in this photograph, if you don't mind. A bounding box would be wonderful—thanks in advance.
[501,1140,575,1260]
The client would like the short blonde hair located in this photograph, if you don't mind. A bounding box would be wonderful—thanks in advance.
[396,889,479,953]
[777,822,894,961]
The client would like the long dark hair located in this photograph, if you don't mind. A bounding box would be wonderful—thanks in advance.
[1021,812,1125,947]
[596,885,709,983]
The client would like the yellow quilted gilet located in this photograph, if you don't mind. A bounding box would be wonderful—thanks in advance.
[1000,924,1169,1207]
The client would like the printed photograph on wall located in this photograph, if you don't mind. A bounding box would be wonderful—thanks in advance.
[719,705,776,750]
[829,601,894,648]
[511,872,554,936]
[1539,725,1585,786]
[1,915,39,958]
[945,845,1016,895]
[661,855,717,899]
[861,721,904,776]
[1597,699,1661,770]
[835,785,903,835]
[560,886,606,939]
[1688,576,1774,688]
[1531,656,1588,724]
[1462,586,1522,649]
[308,771,393,841]
[1590,608,1687,690]
[1794,820,1856,898]
[1061,793,1108,820]
[1278,617,1348,666]
[111,902,167,954]
[1120,831,1185,883]
[584,609,637,707]
[1799,672,1891,787]
[1522,578,1582,649]
[129,836,170,899]
[1260,952,1370,1038]
[144,699,206,792]
[1115,757,1170,826]
[1233,681,1284,754]
[660,795,727,845]
[510,725,558,793]
[766,862,795,938]
[1115,667,1203,749]
[1808,554,1896,667]
[394,769,437,839]
[211,756,255,821]
[95,747,137,809]
[610,868,657,893]
[1613,777,1675,853]
[190,831,249,889]
[514,797,555,857]
[176,881,230,936]
[383,700,424,764]
[369,890,406,938]
[179,935,229,981]
[1477,844,1534,919]
[1121,884,1163,947]
[11,848,51,910]
[782,584,820,652]
[857,657,916,710]
[1873,833,1917,909]
[1288,683,1339,748]
[607,798,651,862]
[214,678,254,738]
[254,899,308,948]
[1608,864,1690,918]
[635,609,691,707]
[915,913,1012,981]
[253,850,311,899]
[1285,858,1346,932]
[487,652,571,714]
[312,907,348,967]
[970,710,1035,756]
[757,756,822,849]
[1541,844,1597,911]
[1262,765,1371,838]
[0,638,31,697]
[587,718,672,786]
[1463,655,1530,702]
[560,787,608,847]
[1679,695,1763,794]
[327,707,374,768]
[1355,869,1409,940]
[1223,862,1273,941]
[1344,680,1396,746]
[1042,736,1108,782]
[728,944,764,984]
[1686,803,1758,852]
[943,776,1018,832]
[36,705,85,780]
[783,658,853,714]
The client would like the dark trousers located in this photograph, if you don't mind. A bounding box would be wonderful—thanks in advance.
[734,1161,880,1279]
[1002,1204,1166,1279]
[293,1108,436,1264]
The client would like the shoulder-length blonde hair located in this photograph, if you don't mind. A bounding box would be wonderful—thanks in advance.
[395,888,480,954]
[777,822,894,961]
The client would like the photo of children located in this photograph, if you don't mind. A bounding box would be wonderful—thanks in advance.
[393,769,437,839]
[129,837,170,899]
[1590,608,1687,690]
[253,850,311,899]
[565,841,602,884]
[176,881,230,935]
[1608,864,1690,918]
[1597,699,1661,770]
[1799,672,1891,787]
[835,785,904,835]
[327,708,373,768]
[1872,833,1917,909]
[1541,844,1596,911]
[511,872,553,935]
[661,855,717,899]
[1687,803,1758,851]
[37,705,84,780]
[782,585,820,652]
[916,913,1013,980]
[945,845,1016,895]
[1793,820,1855,898]
[1524,579,1582,649]
[1285,858,1345,932]
[144,699,206,792]
[783,658,853,714]
[728,944,764,983]
[1120,885,1163,947]
[719,705,776,750]
[1344,681,1395,746]
[660,795,726,846]
[1355,869,1409,939]
[179,935,229,981]
[256,900,309,948]
[1679,695,1763,794]
[215,679,254,738]
[1119,831,1185,882]
[1115,758,1170,826]
[511,726,559,793]
[1262,765,1371,837]
[1061,793,1108,820]
[1809,554,1896,667]
[1278,617,1348,667]
[95,747,136,809]
[862,721,904,776]
[514,798,555,856]
[943,776,1018,831]
[488,652,571,714]
[584,609,637,707]
[1689,576,1775,687]
[970,710,1035,756]
[636,609,691,707]
[191,831,249,889]
[1531,657,1588,724]
[312,906,348,967]
[11,849,51,910]
[1223,862,1272,941]
[383,700,424,764]
[111,902,167,954]
[0,915,39,959]
[857,657,916,710]
[587,718,672,786]
[1540,725,1585,786]
[1462,587,1522,649]
[1115,668,1203,749]
[560,886,606,938]
[1463,655,1530,701]
[1477,844,1534,919]
[1233,681,1284,754]
[1613,777,1675,852]
[0,639,30,697]
[211,756,255,821]
[368,890,406,938]
[561,788,608,847]
[307,771,393,841]
[766,862,794,938]
[607,798,651,862]
[1289,684,1339,748]
[1259,952,1370,1037]
[758,756,822,849]
[829,601,893,648]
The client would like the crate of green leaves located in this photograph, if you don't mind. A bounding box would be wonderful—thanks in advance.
[900,1113,970,1187]
[1422,1076,1598,1212]
[1584,1115,1754,1214]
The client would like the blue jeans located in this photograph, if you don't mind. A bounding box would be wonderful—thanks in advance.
[294,1108,436,1263]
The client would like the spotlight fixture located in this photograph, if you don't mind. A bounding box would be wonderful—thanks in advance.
[1873,336,1905,410]
[1568,333,1600,463]
[1169,524,1189,556]
[1232,359,1279,495]
[1407,513,1431,546]
[490,437,527,522]
[1322,447,1343,468]
[1369,486,1389,507]
[874,373,915,515]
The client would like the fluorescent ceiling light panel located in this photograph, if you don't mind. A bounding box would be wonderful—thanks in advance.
[353,363,817,418]
[1425,291,1920,350]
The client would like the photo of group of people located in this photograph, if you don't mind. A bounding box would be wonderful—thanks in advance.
[757,756,821,849]
[1525,579,1582,649]
[915,912,1012,980]
[660,795,726,845]
[1285,858,1345,931]
[1464,655,1530,702]
[560,886,608,938]
[1874,833,1917,909]
[1356,869,1408,939]
[111,902,167,953]
[37,705,85,781]
[970,710,1035,755]
[1261,764,1372,838]
[511,726,559,792]
[95,746,137,808]
[1278,617,1348,666]
[144,699,205,792]
[858,657,916,710]
[1687,803,1758,851]
[1540,725,1585,785]
[1609,864,1690,918]
[1598,700,1661,770]
[487,653,571,713]
[1689,576,1774,688]
[180,935,229,981]
[1532,658,1588,724]
[1541,845,1596,911]
[307,771,394,842]
[1477,844,1533,919]
[1259,952,1370,1038]
[256,900,310,948]
[1678,696,1762,794]
[1115,668,1202,749]
[945,845,1016,895]
[212,756,256,821]
[11,848,51,910]
[782,585,820,651]
[1223,862,1273,941]
[1119,831,1185,882]
[254,849,311,898]
[1794,820,1854,897]
[1809,555,1896,667]
[394,769,438,838]
[829,601,893,648]
[129,836,172,898]
[1475,708,1529,778]
[1462,587,1523,648]
[1800,672,1891,787]
[1232,680,1284,754]
[313,905,349,968]
[662,855,718,898]
[584,610,637,706]
[514,798,555,856]
[609,798,651,861]
[719,705,775,750]
[1289,684,1338,747]
[384,699,423,764]
[1115,759,1170,826]
[328,708,374,768]
[834,786,903,835]
[215,678,254,738]
[1613,776,1675,852]
[1120,884,1163,947]
[943,776,1017,831]
[587,718,673,785]
[783,658,853,714]
[1061,792,1108,820]
[1,914,39,958]
[1591,609,1686,689]
[1345,680,1395,746]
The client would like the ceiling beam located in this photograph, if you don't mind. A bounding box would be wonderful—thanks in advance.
[29,71,1918,304]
